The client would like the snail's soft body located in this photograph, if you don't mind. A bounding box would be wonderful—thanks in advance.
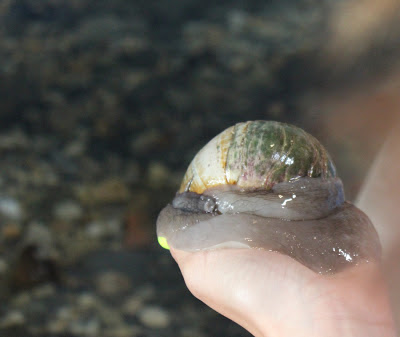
[157,121,381,274]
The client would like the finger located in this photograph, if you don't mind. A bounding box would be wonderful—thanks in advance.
[171,247,316,337]
[356,117,400,331]
[356,119,400,254]
[173,247,395,336]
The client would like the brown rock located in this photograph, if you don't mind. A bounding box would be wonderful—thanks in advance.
[1,223,22,241]
[123,212,153,249]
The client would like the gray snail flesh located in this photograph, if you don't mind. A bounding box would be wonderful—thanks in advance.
[156,121,381,274]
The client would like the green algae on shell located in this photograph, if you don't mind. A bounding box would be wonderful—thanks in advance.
[179,121,336,194]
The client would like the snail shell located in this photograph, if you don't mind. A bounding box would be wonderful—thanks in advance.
[157,121,381,274]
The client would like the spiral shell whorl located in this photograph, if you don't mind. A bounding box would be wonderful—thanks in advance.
[179,121,336,194]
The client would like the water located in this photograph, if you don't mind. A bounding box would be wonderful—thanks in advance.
[0,0,399,335]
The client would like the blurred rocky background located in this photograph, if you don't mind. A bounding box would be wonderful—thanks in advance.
[0,0,399,336]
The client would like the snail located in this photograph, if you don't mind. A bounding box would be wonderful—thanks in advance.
[156,121,381,274]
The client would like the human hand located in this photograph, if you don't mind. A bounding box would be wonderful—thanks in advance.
[160,120,398,337]
[168,120,399,337]
[171,246,395,337]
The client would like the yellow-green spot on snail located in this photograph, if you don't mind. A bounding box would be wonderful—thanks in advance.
[156,120,381,274]
[158,236,170,250]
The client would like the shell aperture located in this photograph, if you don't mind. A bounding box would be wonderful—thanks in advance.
[156,121,381,274]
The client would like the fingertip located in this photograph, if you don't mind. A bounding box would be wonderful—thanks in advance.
[169,247,209,299]
[169,248,260,334]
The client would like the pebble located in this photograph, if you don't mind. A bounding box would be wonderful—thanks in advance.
[64,140,87,157]
[183,22,224,53]
[0,129,29,151]
[76,179,131,205]
[122,296,143,316]
[123,161,140,184]
[48,298,99,334]
[30,161,60,187]
[47,317,68,334]
[131,129,162,154]
[85,218,122,240]
[97,305,125,328]
[8,223,60,289]
[123,211,152,248]
[134,284,156,302]
[85,221,106,239]
[147,162,171,188]
[77,293,98,309]
[95,271,132,297]
[56,306,73,321]
[70,317,101,336]
[137,306,171,329]
[53,200,83,222]
[103,325,139,337]
[22,222,56,259]
[123,71,149,91]
[10,292,31,307]
[122,286,156,316]
[0,197,23,221]
[0,310,25,328]
[181,328,207,337]
[1,223,22,240]
[32,283,56,299]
